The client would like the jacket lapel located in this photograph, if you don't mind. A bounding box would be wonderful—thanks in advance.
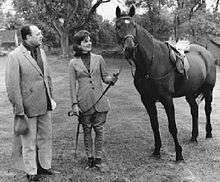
[89,53,96,74]
[20,44,43,76]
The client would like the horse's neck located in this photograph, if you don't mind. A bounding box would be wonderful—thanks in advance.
[134,26,173,77]
[136,25,154,60]
[134,45,152,72]
[134,25,155,74]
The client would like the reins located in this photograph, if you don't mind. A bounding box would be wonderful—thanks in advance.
[121,22,174,81]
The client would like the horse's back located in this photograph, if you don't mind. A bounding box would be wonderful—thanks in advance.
[188,44,216,86]
[174,44,216,97]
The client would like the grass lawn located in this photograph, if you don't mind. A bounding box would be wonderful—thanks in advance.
[1,55,220,182]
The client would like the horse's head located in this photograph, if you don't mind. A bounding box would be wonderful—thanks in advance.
[115,5,137,60]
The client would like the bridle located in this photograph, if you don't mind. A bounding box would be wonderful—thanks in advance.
[116,17,138,73]
[116,16,138,47]
[117,16,174,81]
[123,34,136,45]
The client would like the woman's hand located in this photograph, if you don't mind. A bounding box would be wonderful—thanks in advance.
[110,73,119,86]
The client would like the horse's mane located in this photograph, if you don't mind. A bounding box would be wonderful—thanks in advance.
[135,24,156,61]
[135,24,163,45]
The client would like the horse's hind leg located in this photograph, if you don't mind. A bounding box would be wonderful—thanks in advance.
[160,96,183,161]
[142,98,161,157]
[204,87,214,138]
[185,96,199,142]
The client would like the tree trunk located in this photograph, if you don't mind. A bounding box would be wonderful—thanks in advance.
[60,31,69,58]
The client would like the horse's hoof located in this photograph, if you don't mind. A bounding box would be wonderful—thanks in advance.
[176,158,185,164]
[150,152,161,159]
[190,137,198,143]
[206,133,213,138]
[176,155,184,162]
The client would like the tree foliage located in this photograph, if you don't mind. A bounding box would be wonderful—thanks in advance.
[174,0,220,44]
[97,20,117,45]
[4,12,24,30]
[13,0,111,56]
[124,0,174,40]
[0,0,5,7]
[0,0,7,28]
[13,0,99,38]
[124,0,220,45]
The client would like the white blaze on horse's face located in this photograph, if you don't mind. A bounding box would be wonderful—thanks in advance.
[116,5,136,59]
[115,17,136,60]
[116,17,136,49]
[115,6,136,52]
[125,19,130,24]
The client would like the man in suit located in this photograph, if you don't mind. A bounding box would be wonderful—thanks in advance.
[5,25,55,181]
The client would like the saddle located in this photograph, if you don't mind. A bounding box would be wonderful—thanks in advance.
[166,41,190,79]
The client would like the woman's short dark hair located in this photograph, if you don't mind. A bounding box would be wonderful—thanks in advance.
[73,30,90,45]
[72,30,90,56]
[21,25,32,40]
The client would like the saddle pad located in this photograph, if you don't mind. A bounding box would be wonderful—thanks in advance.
[175,40,190,55]
[170,49,190,75]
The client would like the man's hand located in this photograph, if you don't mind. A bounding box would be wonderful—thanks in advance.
[14,114,29,135]
[71,104,81,116]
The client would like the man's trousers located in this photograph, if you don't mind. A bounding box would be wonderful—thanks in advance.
[11,112,52,175]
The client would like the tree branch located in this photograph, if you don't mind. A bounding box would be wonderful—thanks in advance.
[52,21,63,38]
[214,0,220,12]
[65,0,79,28]
[42,0,65,37]
[43,0,63,19]
[189,0,205,20]
[73,0,111,30]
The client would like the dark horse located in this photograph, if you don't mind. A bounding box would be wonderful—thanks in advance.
[115,5,216,161]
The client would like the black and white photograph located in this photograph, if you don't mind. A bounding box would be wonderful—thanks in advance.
[0,0,220,181]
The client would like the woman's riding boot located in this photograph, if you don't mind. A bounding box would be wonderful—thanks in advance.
[93,158,109,172]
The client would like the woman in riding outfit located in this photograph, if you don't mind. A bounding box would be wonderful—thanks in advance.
[69,30,117,170]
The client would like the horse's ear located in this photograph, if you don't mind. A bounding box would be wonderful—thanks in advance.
[116,6,121,18]
[129,5,135,17]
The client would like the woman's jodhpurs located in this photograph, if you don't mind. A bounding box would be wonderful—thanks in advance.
[81,111,107,158]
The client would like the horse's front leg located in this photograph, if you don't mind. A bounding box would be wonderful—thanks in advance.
[160,96,184,161]
[141,97,161,158]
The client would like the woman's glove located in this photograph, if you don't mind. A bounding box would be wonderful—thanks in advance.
[110,73,119,86]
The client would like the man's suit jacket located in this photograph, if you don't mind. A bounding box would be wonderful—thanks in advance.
[69,53,113,113]
[5,44,53,117]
